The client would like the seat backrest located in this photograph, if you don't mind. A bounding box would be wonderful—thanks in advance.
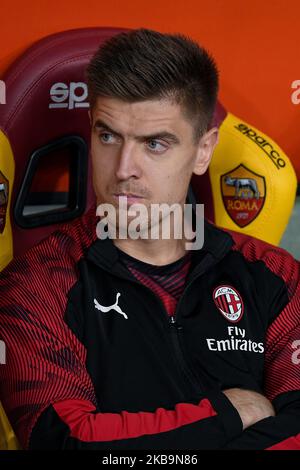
[0,27,297,272]
[192,105,297,244]
[0,26,129,451]
[0,27,128,269]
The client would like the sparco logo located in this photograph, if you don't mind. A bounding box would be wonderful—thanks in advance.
[49,82,89,109]
[234,123,286,170]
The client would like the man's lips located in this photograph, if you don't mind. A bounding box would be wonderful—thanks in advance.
[113,193,145,198]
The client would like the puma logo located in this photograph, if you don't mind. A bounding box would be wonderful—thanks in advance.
[94,292,128,320]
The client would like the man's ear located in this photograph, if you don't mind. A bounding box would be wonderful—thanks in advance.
[88,109,92,125]
[193,127,219,176]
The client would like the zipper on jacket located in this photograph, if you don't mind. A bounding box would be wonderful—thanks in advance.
[165,255,217,395]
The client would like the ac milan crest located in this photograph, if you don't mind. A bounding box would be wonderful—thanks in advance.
[213,285,244,323]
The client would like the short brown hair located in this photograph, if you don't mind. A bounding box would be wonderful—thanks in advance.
[86,28,219,139]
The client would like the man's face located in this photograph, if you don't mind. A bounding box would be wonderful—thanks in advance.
[90,96,217,229]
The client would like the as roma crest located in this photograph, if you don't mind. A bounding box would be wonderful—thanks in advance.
[0,171,9,234]
[221,164,266,227]
[213,285,244,323]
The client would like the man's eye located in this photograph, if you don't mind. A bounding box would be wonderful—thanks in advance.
[147,140,167,153]
[99,132,115,144]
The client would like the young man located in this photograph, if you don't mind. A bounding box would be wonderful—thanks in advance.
[0,28,300,450]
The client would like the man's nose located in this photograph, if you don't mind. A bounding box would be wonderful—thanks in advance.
[115,142,142,181]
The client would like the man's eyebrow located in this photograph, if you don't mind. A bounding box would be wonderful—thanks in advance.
[93,119,180,144]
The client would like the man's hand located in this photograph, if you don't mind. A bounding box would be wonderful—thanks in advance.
[223,388,275,430]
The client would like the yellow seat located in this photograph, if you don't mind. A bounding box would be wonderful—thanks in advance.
[0,403,19,450]
[0,132,19,449]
